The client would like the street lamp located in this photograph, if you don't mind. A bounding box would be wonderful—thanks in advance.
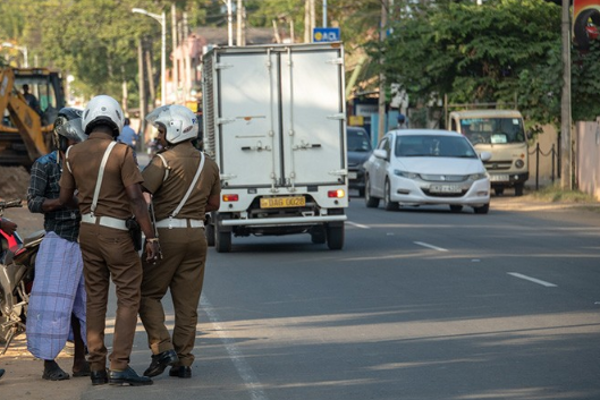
[1,42,28,67]
[132,8,166,105]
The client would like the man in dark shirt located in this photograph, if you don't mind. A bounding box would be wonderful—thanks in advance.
[26,108,88,381]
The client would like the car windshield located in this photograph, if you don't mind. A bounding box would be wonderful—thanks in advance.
[460,117,525,145]
[395,135,478,159]
[347,128,372,152]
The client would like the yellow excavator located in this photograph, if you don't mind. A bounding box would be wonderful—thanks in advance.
[0,67,65,167]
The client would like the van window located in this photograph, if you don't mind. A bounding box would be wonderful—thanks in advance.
[460,117,525,144]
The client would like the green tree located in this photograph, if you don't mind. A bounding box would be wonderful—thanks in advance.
[379,0,567,127]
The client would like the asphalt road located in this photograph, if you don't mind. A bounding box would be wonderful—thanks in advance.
[2,195,600,400]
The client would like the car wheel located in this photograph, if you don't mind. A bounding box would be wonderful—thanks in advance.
[383,179,399,211]
[449,205,463,213]
[574,9,600,51]
[326,223,344,250]
[365,176,380,208]
[514,183,524,197]
[473,203,490,214]
[494,187,504,196]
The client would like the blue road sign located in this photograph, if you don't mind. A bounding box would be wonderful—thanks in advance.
[313,27,340,42]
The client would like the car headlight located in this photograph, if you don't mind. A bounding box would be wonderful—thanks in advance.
[394,170,420,179]
[468,172,489,181]
[515,159,525,169]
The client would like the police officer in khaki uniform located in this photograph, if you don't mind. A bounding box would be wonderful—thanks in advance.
[58,95,160,386]
[138,105,220,379]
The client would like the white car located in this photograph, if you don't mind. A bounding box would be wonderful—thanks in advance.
[364,129,491,213]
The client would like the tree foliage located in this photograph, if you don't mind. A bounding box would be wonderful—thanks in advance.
[378,0,583,127]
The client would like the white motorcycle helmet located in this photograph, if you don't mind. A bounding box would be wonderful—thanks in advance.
[146,104,198,144]
[82,95,124,136]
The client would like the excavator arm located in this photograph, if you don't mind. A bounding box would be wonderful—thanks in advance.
[0,68,49,164]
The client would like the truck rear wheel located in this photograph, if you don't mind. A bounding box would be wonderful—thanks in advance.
[205,221,215,247]
[326,223,344,250]
[215,224,232,253]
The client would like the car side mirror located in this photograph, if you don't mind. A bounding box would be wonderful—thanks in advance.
[479,151,492,162]
[373,149,388,159]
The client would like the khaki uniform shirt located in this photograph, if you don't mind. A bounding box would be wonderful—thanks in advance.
[142,142,220,221]
[60,132,143,219]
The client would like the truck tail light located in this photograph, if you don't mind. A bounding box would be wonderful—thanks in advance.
[223,194,239,202]
[328,189,345,198]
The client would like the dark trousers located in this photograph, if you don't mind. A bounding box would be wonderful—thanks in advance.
[139,226,207,367]
[79,224,142,371]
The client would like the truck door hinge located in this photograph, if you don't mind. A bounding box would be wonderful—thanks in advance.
[218,117,236,125]
[329,169,347,177]
[326,113,346,121]
[220,173,238,181]
[215,63,233,70]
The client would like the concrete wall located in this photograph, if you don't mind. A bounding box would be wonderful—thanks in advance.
[576,120,600,200]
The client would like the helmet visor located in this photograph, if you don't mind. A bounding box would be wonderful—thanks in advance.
[56,118,86,143]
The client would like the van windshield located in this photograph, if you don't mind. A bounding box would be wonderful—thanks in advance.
[460,117,525,145]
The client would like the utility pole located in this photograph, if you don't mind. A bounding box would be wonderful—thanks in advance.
[137,38,146,151]
[560,0,572,189]
[172,2,178,103]
[236,0,245,46]
[378,0,388,141]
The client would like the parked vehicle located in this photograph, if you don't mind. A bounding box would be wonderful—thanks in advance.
[0,199,42,354]
[201,43,348,252]
[364,129,491,214]
[447,109,528,196]
[347,126,372,197]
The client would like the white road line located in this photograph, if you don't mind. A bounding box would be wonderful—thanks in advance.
[201,296,269,400]
[347,221,370,229]
[414,241,449,252]
[507,272,558,288]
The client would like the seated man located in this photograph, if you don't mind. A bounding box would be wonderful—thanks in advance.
[22,84,41,115]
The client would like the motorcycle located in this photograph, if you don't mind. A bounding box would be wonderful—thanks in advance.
[0,199,43,355]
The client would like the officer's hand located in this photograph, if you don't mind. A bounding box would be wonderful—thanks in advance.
[145,239,162,263]
[0,219,17,236]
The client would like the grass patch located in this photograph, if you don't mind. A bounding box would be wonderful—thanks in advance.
[530,185,598,203]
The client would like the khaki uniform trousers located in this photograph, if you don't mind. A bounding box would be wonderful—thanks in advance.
[139,226,207,367]
[79,223,143,371]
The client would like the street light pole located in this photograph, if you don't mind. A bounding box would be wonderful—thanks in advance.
[132,8,167,105]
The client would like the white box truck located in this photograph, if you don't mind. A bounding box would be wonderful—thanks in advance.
[201,43,348,252]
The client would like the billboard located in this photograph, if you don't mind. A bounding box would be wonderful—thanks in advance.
[573,0,600,50]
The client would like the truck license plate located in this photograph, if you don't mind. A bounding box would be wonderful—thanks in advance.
[489,174,509,182]
[260,196,306,209]
[429,185,462,194]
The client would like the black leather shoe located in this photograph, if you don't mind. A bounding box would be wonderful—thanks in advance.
[143,349,179,377]
[109,366,153,386]
[90,369,108,385]
[169,366,191,378]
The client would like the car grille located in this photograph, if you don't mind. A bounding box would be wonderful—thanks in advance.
[421,188,468,198]
[484,160,513,171]
[419,174,467,182]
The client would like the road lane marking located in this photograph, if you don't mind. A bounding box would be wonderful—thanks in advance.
[202,296,269,400]
[508,272,558,287]
[414,241,449,252]
[347,221,370,229]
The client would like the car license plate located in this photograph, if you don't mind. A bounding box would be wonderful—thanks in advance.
[348,172,358,179]
[260,196,306,209]
[489,174,509,182]
[429,185,462,194]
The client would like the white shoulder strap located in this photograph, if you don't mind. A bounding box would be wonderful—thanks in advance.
[171,152,205,218]
[156,153,170,181]
[91,141,117,215]
[65,146,73,174]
